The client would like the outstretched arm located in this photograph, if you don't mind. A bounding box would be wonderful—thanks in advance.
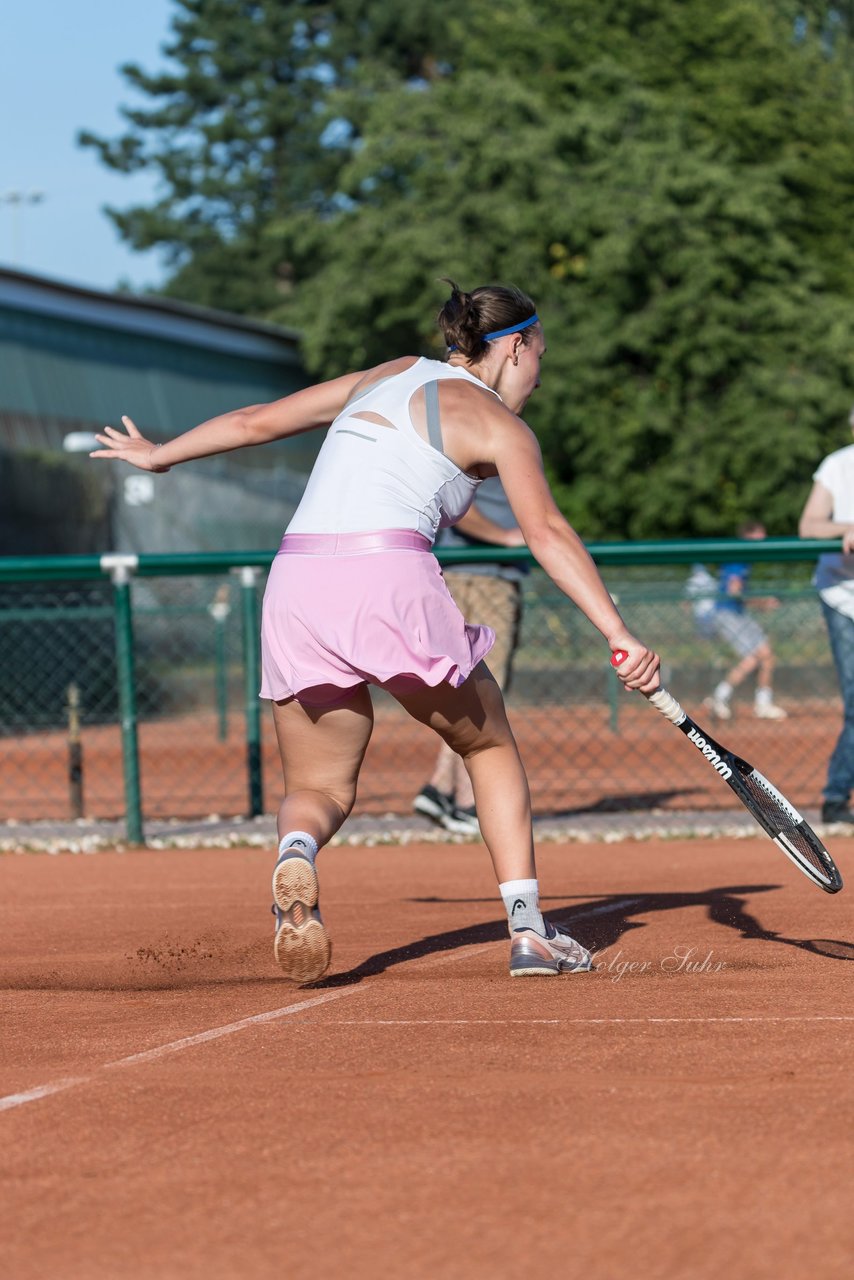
[88,364,402,472]
[487,413,659,692]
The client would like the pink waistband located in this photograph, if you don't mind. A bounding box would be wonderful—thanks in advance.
[278,530,432,556]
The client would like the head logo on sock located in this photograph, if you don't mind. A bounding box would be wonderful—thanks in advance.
[511,899,526,915]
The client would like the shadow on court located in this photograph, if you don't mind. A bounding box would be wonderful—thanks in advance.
[6,876,851,995]
[315,882,854,988]
[549,788,703,815]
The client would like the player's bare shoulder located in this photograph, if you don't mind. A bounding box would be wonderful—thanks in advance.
[347,355,420,400]
[437,378,528,472]
[437,376,515,430]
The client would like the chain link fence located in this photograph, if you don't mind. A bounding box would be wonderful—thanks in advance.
[0,541,842,840]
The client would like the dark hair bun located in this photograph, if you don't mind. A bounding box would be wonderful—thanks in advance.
[436,278,537,362]
[436,279,484,358]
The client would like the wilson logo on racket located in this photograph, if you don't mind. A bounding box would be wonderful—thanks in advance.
[685,727,733,780]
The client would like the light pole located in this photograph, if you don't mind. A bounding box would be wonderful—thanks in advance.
[1,189,46,265]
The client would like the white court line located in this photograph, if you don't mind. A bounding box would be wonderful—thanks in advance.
[0,988,361,1114]
[0,1078,90,1113]
[326,1015,854,1026]
[0,895,643,1115]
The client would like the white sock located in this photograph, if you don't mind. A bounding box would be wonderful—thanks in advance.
[499,878,545,935]
[278,831,319,863]
[755,687,773,707]
[714,681,733,702]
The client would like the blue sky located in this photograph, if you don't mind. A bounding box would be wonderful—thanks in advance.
[1,0,176,292]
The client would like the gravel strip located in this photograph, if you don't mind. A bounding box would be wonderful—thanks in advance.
[2,808,850,855]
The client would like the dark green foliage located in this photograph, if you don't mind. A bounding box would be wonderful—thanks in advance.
[82,0,854,536]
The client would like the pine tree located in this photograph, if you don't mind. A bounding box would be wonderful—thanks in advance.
[79,0,463,313]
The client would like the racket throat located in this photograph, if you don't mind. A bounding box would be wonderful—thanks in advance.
[683,726,734,781]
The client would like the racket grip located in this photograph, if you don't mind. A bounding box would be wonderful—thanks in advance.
[648,687,686,724]
[611,650,685,722]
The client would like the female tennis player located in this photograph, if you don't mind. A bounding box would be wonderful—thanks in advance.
[91,281,660,982]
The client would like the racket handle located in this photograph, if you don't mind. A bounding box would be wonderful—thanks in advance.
[648,687,686,723]
[610,650,685,722]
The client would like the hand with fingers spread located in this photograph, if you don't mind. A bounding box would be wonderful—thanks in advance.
[90,416,171,472]
[609,639,660,694]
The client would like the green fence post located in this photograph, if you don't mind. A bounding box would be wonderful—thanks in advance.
[103,554,143,844]
[238,566,264,817]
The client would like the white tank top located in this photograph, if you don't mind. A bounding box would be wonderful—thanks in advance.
[287,358,498,541]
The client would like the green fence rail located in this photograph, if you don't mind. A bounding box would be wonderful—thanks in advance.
[0,536,839,581]
[0,539,844,844]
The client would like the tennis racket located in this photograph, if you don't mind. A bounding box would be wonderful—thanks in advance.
[611,651,843,894]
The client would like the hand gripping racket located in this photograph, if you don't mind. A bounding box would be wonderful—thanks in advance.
[611,651,843,894]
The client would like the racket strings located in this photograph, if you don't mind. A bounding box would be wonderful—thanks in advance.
[741,772,831,880]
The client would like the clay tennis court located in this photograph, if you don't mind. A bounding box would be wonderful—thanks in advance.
[2,831,853,1279]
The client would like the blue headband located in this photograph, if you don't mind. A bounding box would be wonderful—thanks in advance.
[447,312,539,352]
[483,313,539,342]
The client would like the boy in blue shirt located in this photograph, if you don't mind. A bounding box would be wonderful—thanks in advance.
[704,521,787,721]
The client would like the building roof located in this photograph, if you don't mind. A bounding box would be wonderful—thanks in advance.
[0,266,302,358]
[0,267,308,447]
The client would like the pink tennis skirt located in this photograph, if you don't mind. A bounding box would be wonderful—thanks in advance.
[259,530,495,706]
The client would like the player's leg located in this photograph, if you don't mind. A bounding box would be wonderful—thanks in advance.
[269,686,374,980]
[392,661,532,879]
[415,576,521,834]
[414,573,480,829]
[449,576,520,817]
[390,663,591,976]
[272,686,374,843]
